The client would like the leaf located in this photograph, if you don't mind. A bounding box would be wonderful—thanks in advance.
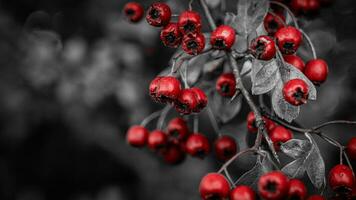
[186,53,210,85]
[241,59,252,76]
[203,58,224,74]
[251,59,280,95]
[281,139,312,159]
[282,158,306,179]
[206,0,221,8]
[210,91,242,123]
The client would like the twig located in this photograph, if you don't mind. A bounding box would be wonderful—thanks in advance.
[300,29,317,59]
[140,109,164,127]
[156,105,171,130]
[206,106,221,136]
[270,1,299,29]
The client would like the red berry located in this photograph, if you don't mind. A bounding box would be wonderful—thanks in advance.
[306,195,325,200]
[182,33,205,55]
[160,23,182,48]
[264,12,286,36]
[269,126,293,151]
[178,10,202,35]
[174,88,198,115]
[167,117,190,141]
[199,173,230,200]
[230,185,256,200]
[185,133,210,158]
[210,25,236,50]
[190,87,208,113]
[123,2,144,23]
[283,55,305,72]
[250,35,276,61]
[283,79,309,106]
[247,112,274,133]
[328,164,355,192]
[275,26,303,55]
[287,179,308,200]
[216,73,236,97]
[258,171,289,200]
[162,143,186,164]
[214,135,238,162]
[265,118,277,133]
[148,130,168,151]
[291,0,321,14]
[304,59,328,85]
[149,76,181,103]
[146,2,171,27]
[347,137,356,160]
[126,125,149,147]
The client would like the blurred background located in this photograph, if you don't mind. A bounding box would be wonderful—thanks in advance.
[0,0,356,199]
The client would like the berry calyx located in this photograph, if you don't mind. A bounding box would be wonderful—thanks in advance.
[214,135,238,162]
[328,164,355,193]
[182,33,206,55]
[291,0,321,15]
[174,88,199,115]
[160,23,182,48]
[123,2,144,23]
[126,125,149,147]
[269,126,293,151]
[190,87,208,113]
[283,55,305,72]
[216,73,236,97]
[146,2,171,27]
[283,79,309,106]
[258,171,290,200]
[287,179,308,200]
[230,185,256,200]
[185,133,210,158]
[210,25,236,50]
[199,173,230,200]
[149,76,181,104]
[275,26,303,55]
[347,137,356,160]
[167,117,190,142]
[306,195,325,200]
[178,10,202,35]
[264,12,286,36]
[148,130,168,151]
[162,143,186,165]
[250,35,277,61]
[304,59,329,85]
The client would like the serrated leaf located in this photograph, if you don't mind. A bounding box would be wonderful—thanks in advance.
[282,158,306,179]
[210,91,242,123]
[251,59,280,95]
[281,139,312,159]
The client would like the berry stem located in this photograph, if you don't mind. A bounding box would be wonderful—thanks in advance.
[268,11,287,26]
[156,105,171,130]
[270,1,299,29]
[223,168,235,186]
[140,109,164,127]
[206,106,221,136]
[189,0,194,10]
[343,151,355,177]
[198,0,217,30]
[300,29,317,59]
[193,114,199,133]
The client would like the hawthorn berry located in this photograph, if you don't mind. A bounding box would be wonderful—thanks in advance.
[185,133,210,158]
[162,143,186,164]
[287,179,308,200]
[283,55,305,72]
[210,25,236,50]
[178,10,202,35]
[291,0,321,14]
[306,195,325,200]
[182,33,205,55]
[160,23,182,48]
[199,173,230,200]
[269,126,293,151]
[148,130,168,151]
[304,59,328,85]
[146,2,171,27]
[250,35,277,61]
[216,73,236,97]
[167,117,190,142]
[258,171,290,200]
[149,76,181,103]
[230,185,256,200]
[283,79,309,106]
[275,26,303,55]
[247,112,275,133]
[214,135,238,162]
[347,137,356,160]
[126,125,149,147]
[123,2,144,23]
[264,12,286,36]
[174,88,199,115]
[190,87,208,113]
[328,164,355,193]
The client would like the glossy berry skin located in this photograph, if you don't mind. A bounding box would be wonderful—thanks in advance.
[185,133,210,158]
[230,185,256,200]
[306,195,325,200]
[190,87,208,113]
[167,117,190,142]
[160,23,182,48]
[126,125,149,147]
[264,13,286,36]
[250,35,276,61]
[148,130,168,151]
[182,33,205,55]
[269,126,293,151]
[247,112,275,133]
[216,73,236,97]
[162,143,186,165]
[258,171,289,200]
[275,26,303,55]
[291,0,321,14]
[283,55,305,72]
[146,2,171,27]
[287,179,307,200]
[178,10,202,35]
[328,164,355,192]
[174,89,198,115]
[283,79,309,106]
[199,173,230,200]
[123,2,144,23]
[304,59,328,85]
[347,137,356,160]
[214,135,238,162]
[210,25,236,50]
[149,76,181,104]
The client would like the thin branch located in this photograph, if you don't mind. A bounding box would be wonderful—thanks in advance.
[300,29,317,59]
[140,109,163,127]
[198,0,217,30]
[156,105,171,130]
[206,106,221,136]
[312,120,356,131]
[270,1,299,29]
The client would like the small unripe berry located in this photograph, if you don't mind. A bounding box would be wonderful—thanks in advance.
[304,59,329,85]
[214,135,238,162]
[146,2,171,27]
[264,12,286,36]
[123,2,144,23]
[199,173,230,200]
[347,137,356,160]
[126,125,149,147]
[258,171,289,200]
[148,130,168,151]
[283,79,309,106]
[210,25,236,50]
[185,133,210,158]
[178,10,202,35]
[287,179,308,200]
[167,117,190,142]
[182,33,205,55]
[269,126,293,151]
[275,26,303,55]
[230,185,256,200]
[283,55,305,72]
[250,35,277,61]
[328,164,355,193]
[216,73,236,97]
[160,23,182,48]
[149,76,181,103]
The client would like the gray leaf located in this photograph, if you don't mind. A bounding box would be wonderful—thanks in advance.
[241,59,252,76]
[186,54,210,85]
[251,59,280,95]
[282,158,306,179]
[281,139,312,159]
[206,0,221,8]
[203,58,224,74]
[211,91,242,124]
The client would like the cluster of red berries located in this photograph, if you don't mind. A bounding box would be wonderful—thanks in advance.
[200,164,355,200]
[274,0,331,16]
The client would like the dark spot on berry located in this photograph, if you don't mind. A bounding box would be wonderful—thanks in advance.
[264,181,278,193]
[221,84,230,95]
[223,149,233,158]
[170,130,181,139]
[187,40,198,50]
[255,40,266,59]
[333,186,353,197]
[213,39,226,49]
[268,20,279,31]
[283,42,295,50]
[293,87,307,102]
[165,32,176,44]
[149,8,160,19]
[183,21,196,32]
[195,149,206,158]
[206,194,222,200]
[289,194,302,200]
[126,9,135,16]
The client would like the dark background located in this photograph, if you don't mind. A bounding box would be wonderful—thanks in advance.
[0,0,356,199]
